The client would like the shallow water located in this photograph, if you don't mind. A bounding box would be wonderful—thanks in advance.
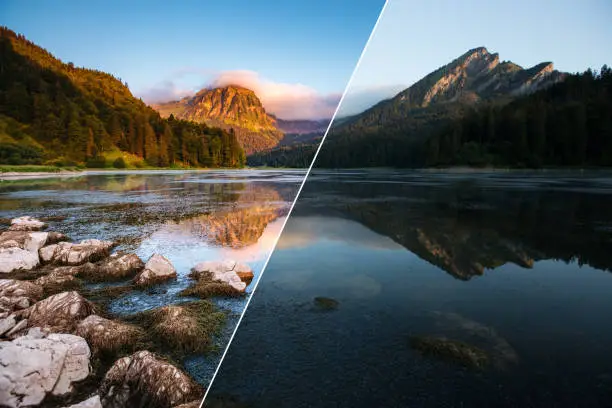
[0,169,303,385]
[207,170,612,408]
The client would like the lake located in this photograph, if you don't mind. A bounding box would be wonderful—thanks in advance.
[206,170,612,408]
[0,169,304,386]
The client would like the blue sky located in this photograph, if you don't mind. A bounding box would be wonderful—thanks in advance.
[340,0,612,116]
[1,0,384,119]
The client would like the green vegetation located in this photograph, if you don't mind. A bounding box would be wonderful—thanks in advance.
[247,143,317,168]
[0,27,245,168]
[0,164,79,173]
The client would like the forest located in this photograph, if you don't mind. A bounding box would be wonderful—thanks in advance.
[315,66,612,168]
[246,143,317,168]
[0,27,245,168]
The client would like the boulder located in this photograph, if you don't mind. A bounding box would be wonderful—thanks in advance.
[64,395,102,408]
[0,279,43,317]
[40,239,115,265]
[84,252,144,282]
[75,315,144,354]
[8,216,47,231]
[0,247,40,273]
[23,291,96,333]
[0,314,17,336]
[99,351,201,408]
[0,331,91,408]
[190,260,249,292]
[133,254,176,286]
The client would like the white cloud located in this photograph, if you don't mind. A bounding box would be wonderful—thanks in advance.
[138,69,340,120]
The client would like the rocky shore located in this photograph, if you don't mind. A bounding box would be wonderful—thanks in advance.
[0,216,254,408]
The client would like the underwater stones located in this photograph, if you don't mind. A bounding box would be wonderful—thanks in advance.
[9,216,47,231]
[0,247,40,273]
[313,296,340,311]
[40,239,116,266]
[99,351,201,408]
[75,315,144,355]
[0,332,91,407]
[190,260,250,292]
[409,335,490,369]
[24,291,96,333]
[133,254,176,286]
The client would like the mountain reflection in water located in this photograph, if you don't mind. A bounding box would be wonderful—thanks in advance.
[206,171,612,408]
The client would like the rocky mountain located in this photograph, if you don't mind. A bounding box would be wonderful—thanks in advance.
[153,86,283,154]
[315,47,570,168]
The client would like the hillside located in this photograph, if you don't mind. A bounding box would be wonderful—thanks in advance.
[0,27,245,168]
[315,47,570,168]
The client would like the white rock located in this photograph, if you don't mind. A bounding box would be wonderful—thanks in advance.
[133,254,177,286]
[64,395,102,408]
[191,260,249,292]
[0,247,40,273]
[39,240,115,265]
[9,216,47,231]
[0,314,16,336]
[24,232,49,252]
[0,332,91,407]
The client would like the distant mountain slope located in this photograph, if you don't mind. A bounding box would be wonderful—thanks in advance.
[315,47,569,168]
[274,117,329,135]
[153,86,282,154]
[0,26,245,168]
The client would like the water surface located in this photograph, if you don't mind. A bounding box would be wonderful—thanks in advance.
[207,170,612,407]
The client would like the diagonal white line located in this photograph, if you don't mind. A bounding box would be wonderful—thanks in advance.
[198,1,390,406]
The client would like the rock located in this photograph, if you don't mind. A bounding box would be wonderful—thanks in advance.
[0,247,40,273]
[174,401,202,408]
[0,331,91,407]
[313,296,339,311]
[5,318,28,338]
[84,252,144,282]
[190,260,248,292]
[75,315,143,354]
[9,216,47,231]
[64,395,102,408]
[0,314,16,336]
[47,231,70,244]
[40,239,116,265]
[409,335,490,369]
[99,351,201,408]
[24,291,96,333]
[0,279,43,317]
[133,254,176,286]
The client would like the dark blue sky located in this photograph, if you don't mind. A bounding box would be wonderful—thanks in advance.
[1,0,384,118]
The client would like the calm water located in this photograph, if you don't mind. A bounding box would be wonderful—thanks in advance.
[0,169,303,385]
[207,170,612,408]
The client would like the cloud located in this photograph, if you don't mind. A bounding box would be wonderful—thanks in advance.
[211,70,341,120]
[138,69,340,120]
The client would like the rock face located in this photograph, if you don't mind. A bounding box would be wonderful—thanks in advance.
[9,216,47,231]
[40,239,115,265]
[133,254,176,286]
[152,85,283,154]
[75,315,143,354]
[23,291,96,333]
[190,260,250,292]
[99,351,201,408]
[0,331,91,407]
[0,247,40,273]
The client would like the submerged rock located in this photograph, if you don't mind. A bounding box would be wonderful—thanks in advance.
[9,216,47,231]
[190,260,250,292]
[409,335,490,369]
[64,395,102,408]
[75,315,144,355]
[99,351,202,408]
[133,254,176,286]
[0,247,40,273]
[0,331,91,408]
[313,296,340,311]
[40,239,116,266]
[23,291,96,333]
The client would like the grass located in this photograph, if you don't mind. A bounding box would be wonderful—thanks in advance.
[74,315,147,356]
[0,165,80,173]
[130,300,226,354]
[179,279,244,299]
